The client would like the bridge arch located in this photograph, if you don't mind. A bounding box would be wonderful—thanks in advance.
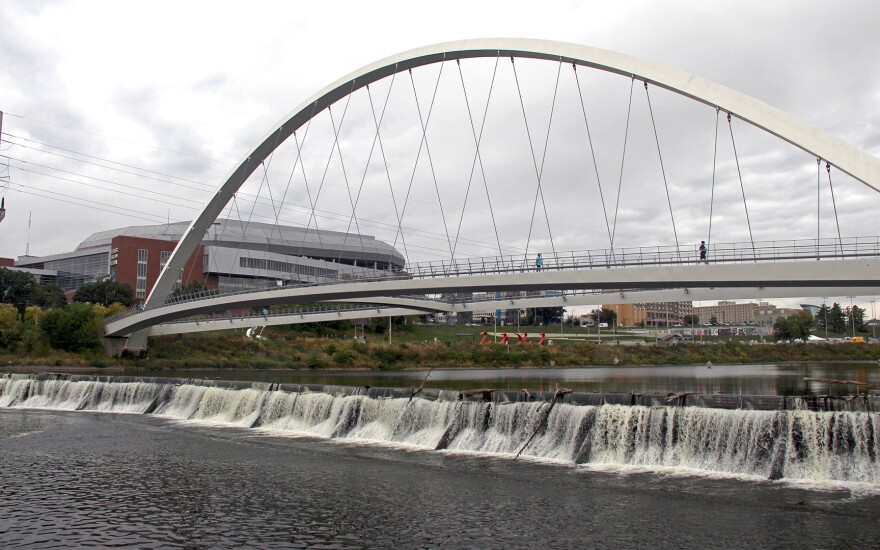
[126,38,880,349]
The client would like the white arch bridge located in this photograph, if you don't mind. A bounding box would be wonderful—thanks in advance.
[106,38,880,349]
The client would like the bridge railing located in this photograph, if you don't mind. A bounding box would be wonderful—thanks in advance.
[401,236,880,278]
[104,236,880,325]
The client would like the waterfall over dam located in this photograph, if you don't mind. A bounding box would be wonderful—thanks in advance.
[2,373,877,486]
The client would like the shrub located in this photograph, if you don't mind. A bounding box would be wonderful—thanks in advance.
[20,323,49,355]
[38,303,103,352]
[0,303,21,349]
[332,348,357,365]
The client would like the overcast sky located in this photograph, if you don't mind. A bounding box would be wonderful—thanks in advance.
[1,0,878,314]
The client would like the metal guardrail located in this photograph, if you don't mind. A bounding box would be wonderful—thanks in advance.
[402,236,880,278]
[104,236,880,325]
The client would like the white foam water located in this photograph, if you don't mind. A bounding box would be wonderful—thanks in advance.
[1,375,877,487]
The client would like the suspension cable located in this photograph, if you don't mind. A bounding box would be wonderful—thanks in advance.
[297,98,351,256]
[406,70,453,261]
[452,56,503,259]
[826,162,844,255]
[390,61,446,269]
[644,82,681,258]
[707,108,720,254]
[295,91,355,268]
[726,113,756,258]
[816,157,821,257]
[268,119,315,284]
[327,104,368,266]
[511,56,557,257]
[610,77,635,252]
[363,75,413,267]
[572,64,612,250]
[293,105,328,257]
[335,74,408,271]
[228,192,257,279]
[6,123,516,262]
[234,121,285,284]
[258,149,284,261]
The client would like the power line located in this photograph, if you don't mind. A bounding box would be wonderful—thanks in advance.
[4,178,171,224]
[1,137,527,256]
[4,134,216,193]
[2,111,233,167]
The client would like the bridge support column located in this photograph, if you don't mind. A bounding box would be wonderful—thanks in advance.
[123,330,149,353]
[102,336,135,357]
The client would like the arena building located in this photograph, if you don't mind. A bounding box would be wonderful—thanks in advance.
[13,220,405,300]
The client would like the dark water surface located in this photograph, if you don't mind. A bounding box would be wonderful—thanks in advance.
[173,361,880,396]
[11,361,880,396]
[1,409,878,549]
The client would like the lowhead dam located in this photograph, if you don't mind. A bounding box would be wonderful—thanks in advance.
[2,373,877,486]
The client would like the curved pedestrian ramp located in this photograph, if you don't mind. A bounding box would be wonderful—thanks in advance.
[2,373,878,487]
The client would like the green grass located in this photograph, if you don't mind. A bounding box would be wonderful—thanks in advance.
[2,321,878,372]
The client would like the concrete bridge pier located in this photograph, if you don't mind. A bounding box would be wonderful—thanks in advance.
[102,336,139,357]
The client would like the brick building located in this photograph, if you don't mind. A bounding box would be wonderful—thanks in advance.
[604,302,692,327]
[109,236,206,300]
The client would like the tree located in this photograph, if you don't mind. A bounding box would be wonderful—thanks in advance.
[534,307,563,325]
[0,303,21,349]
[92,302,127,318]
[0,267,36,314]
[710,315,718,325]
[38,303,103,352]
[848,305,866,333]
[683,314,700,326]
[816,304,830,331]
[73,280,134,307]
[774,311,813,342]
[28,283,67,309]
[591,307,617,325]
[828,303,846,333]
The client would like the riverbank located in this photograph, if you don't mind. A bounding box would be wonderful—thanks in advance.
[2,326,879,371]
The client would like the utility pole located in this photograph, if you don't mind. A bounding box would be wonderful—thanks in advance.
[872,299,877,339]
[849,296,856,337]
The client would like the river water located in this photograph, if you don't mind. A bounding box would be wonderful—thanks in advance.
[1,368,879,548]
[173,361,880,396]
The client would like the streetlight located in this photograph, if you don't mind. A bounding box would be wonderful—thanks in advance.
[849,296,856,337]
[872,299,877,340]
[613,304,618,338]
[822,297,828,339]
[699,301,704,343]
